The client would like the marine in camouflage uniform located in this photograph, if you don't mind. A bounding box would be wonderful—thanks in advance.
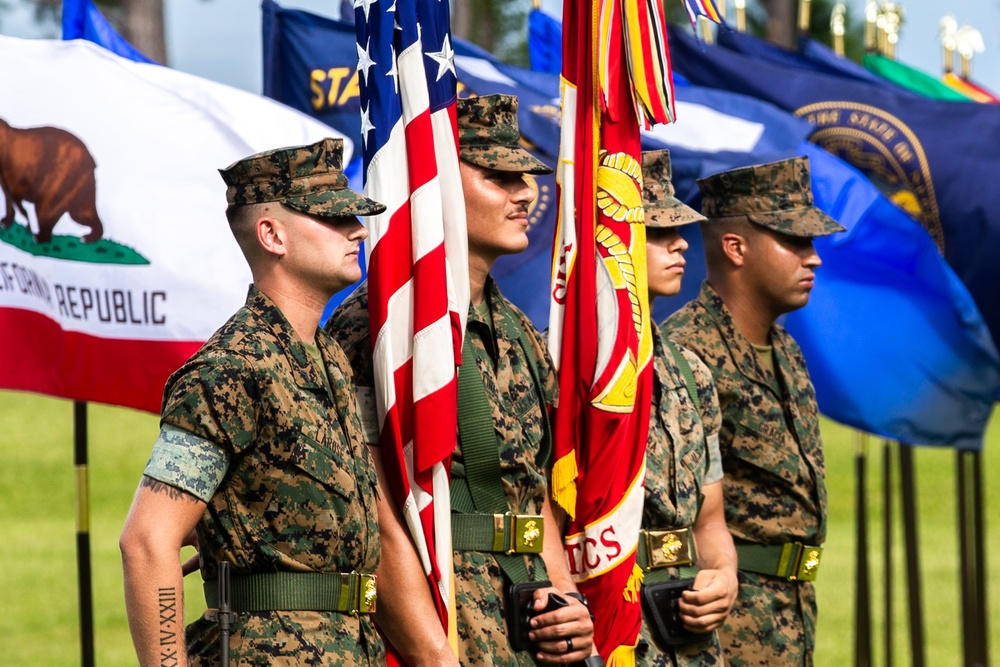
[326,94,596,667]
[121,138,386,667]
[634,151,737,667]
[663,157,845,667]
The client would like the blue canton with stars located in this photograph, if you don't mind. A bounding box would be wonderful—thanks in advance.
[353,0,458,174]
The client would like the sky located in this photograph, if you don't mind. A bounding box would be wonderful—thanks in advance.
[1,0,999,95]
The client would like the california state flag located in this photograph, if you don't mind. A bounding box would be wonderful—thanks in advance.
[0,37,347,412]
[548,1,675,664]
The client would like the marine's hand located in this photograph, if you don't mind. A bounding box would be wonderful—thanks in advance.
[180,528,200,576]
[678,568,739,633]
[527,586,595,663]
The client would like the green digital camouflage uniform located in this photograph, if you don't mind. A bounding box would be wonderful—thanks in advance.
[159,287,383,667]
[664,157,842,667]
[636,323,724,667]
[636,150,724,667]
[142,137,385,666]
[327,278,557,667]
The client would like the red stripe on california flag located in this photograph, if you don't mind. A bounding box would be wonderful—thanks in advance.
[0,307,200,414]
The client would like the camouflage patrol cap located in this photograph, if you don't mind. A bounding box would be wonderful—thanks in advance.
[641,150,706,228]
[697,156,845,237]
[457,94,553,175]
[219,137,386,218]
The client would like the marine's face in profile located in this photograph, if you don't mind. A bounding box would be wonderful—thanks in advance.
[461,160,535,263]
[281,208,369,295]
[744,224,821,314]
[646,227,689,299]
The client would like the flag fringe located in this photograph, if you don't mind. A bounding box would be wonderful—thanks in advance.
[607,641,639,667]
[551,449,579,519]
[623,562,643,604]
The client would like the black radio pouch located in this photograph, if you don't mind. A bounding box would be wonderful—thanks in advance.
[507,580,568,652]
[640,578,714,649]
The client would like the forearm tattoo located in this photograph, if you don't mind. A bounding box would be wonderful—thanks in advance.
[158,586,180,667]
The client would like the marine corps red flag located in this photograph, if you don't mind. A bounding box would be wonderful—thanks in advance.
[548,1,674,664]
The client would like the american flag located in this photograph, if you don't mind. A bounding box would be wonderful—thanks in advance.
[353,0,469,649]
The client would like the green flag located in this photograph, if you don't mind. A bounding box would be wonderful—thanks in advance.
[863,53,973,102]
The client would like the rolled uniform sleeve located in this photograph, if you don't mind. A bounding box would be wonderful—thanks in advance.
[143,424,229,503]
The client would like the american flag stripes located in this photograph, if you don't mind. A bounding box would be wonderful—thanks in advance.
[353,0,468,649]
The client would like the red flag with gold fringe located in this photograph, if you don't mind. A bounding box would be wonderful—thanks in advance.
[548,1,674,664]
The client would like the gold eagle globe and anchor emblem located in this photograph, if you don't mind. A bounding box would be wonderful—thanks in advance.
[521,519,541,549]
[660,532,684,563]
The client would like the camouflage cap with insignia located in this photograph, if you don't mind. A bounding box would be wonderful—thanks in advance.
[457,94,553,175]
[696,156,845,237]
[642,149,706,228]
[219,137,386,219]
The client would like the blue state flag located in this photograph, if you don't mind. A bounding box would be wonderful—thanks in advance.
[528,8,563,74]
[669,25,1000,361]
[62,0,157,63]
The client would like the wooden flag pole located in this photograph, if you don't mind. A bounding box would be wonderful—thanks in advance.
[734,0,746,33]
[74,401,95,667]
[854,432,872,667]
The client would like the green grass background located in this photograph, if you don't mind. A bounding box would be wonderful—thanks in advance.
[1,389,996,666]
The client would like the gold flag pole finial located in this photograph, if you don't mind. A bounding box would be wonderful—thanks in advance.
[831,3,847,57]
[957,25,985,80]
[799,0,811,34]
[882,3,903,60]
[940,16,958,74]
[734,0,747,33]
[864,0,879,53]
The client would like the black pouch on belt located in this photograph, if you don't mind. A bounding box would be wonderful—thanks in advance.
[640,578,714,649]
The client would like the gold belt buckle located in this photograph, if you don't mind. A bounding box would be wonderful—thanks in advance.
[646,527,694,569]
[794,545,823,581]
[357,573,377,614]
[500,512,544,554]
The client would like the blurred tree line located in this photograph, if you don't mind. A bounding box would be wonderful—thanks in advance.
[13,0,865,70]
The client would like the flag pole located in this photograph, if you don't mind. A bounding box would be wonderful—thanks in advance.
[882,3,902,60]
[74,401,95,667]
[798,0,811,34]
[831,4,847,57]
[898,444,926,667]
[854,432,872,667]
[734,0,746,33]
[940,15,957,74]
[957,25,984,80]
[699,16,715,45]
[864,0,878,53]
[881,440,894,667]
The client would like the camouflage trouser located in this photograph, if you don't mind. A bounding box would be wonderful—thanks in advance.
[185,610,384,667]
[635,623,723,667]
[718,572,817,667]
